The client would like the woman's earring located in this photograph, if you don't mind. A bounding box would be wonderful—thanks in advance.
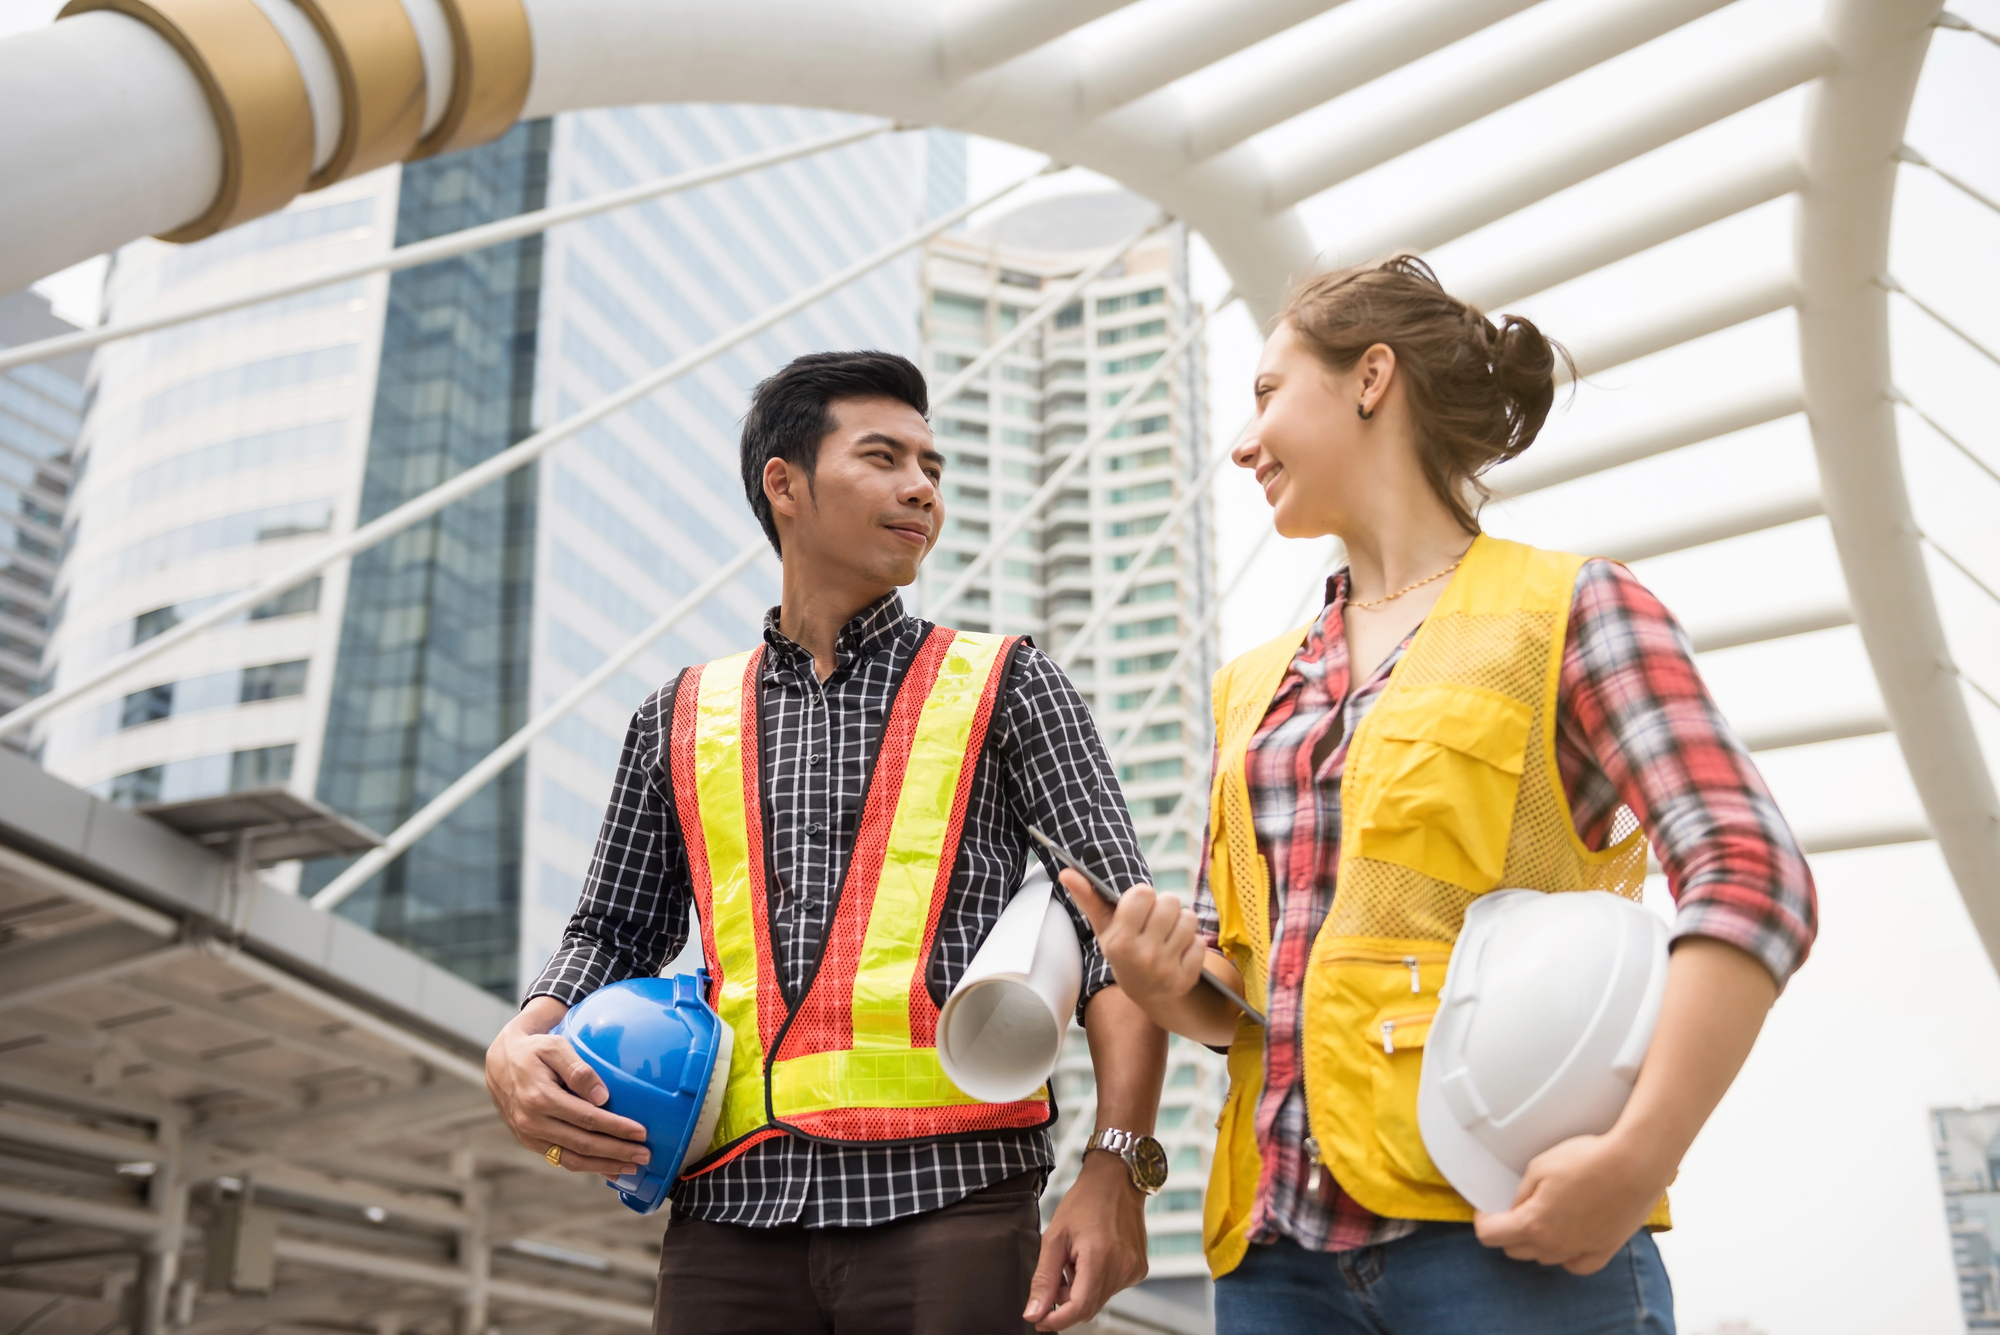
[1357,402,1373,420]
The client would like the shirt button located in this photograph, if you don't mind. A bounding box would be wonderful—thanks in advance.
[806,822,824,836]
[809,754,823,767]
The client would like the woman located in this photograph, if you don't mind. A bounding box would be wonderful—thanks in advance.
[1067,257,1816,1333]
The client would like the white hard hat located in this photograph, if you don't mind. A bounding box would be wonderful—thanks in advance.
[1418,888,1670,1214]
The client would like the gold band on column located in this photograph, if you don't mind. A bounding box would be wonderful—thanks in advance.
[408,0,533,161]
[294,0,428,189]
[59,0,315,242]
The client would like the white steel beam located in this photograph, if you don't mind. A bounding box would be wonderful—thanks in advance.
[270,1239,652,1327]
[1187,0,1543,160]
[1489,383,1804,497]
[1266,0,1736,212]
[1597,486,1823,563]
[0,1110,158,1164]
[1684,597,1854,655]
[1564,274,1798,382]
[1738,705,1890,753]
[1328,28,1835,266]
[1457,150,1808,312]
[1079,0,1346,117]
[0,121,894,374]
[1797,0,2000,968]
[938,0,1133,80]
[1798,818,1934,856]
[0,168,1046,745]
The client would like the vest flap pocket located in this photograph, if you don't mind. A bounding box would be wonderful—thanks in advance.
[1350,685,1534,891]
[1367,684,1531,775]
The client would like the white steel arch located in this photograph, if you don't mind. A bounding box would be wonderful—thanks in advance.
[0,0,1994,968]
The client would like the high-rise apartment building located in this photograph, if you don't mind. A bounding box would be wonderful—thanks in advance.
[918,192,1218,895]
[0,290,86,742]
[36,111,961,998]
[918,194,1224,1294]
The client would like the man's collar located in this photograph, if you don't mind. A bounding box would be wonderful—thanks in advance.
[761,591,912,675]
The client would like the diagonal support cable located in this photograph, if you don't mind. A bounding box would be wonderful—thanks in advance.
[0,164,1055,742]
[930,214,1169,408]
[1877,274,2000,370]
[1936,10,2000,46]
[0,121,898,373]
[926,291,1235,616]
[1890,387,2000,491]
[1898,145,2000,218]
[311,543,769,910]
[1053,419,1246,668]
[1108,524,1276,768]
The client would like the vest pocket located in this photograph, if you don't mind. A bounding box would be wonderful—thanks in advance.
[1350,683,1532,891]
[1370,1001,1438,1183]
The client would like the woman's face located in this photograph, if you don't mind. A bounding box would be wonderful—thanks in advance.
[1234,320,1371,539]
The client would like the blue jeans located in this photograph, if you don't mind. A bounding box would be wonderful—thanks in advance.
[1214,1224,1674,1335]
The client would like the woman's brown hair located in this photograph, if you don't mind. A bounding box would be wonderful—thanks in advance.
[1279,255,1571,534]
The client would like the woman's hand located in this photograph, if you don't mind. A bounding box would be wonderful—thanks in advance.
[1061,872,1205,1007]
[1061,870,1243,1046]
[1472,1129,1674,1274]
[1475,936,1777,1273]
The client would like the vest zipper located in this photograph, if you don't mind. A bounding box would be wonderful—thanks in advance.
[1304,1135,1323,1194]
[1403,954,1421,993]
[1381,1019,1397,1054]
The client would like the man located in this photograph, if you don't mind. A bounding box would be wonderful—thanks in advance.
[486,351,1170,1334]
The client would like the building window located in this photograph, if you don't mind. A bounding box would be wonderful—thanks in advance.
[1112,615,1176,640]
[1107,514,1166,539]
[1109,480,1172,506]
[1097,288,1165,316]
[1103,351,1163,375]
[1108,415,1171,440]
[1118,758,1185,783]
[1054,303,1084,329]
[1097,319,1167,347]
[107,743,296,806]
[931,292,986,326]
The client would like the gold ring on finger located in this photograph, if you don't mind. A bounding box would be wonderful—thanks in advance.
[545,1144,562,1167]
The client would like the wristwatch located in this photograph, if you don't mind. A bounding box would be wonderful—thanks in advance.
[1086,1127,1168,1196]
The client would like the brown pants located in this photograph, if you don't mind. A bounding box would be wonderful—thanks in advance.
[653,1172,1043,1335]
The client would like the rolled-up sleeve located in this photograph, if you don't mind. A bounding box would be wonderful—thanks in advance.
[1558,560,1818,990]
[526,678,693,1006]
[994,643,1152,1021]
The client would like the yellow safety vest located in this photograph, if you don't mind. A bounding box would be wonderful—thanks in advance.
[668,625,1053,1174]
[1202,535,1665,1278]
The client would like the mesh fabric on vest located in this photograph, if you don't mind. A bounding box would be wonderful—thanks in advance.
[1329,606,1647,941]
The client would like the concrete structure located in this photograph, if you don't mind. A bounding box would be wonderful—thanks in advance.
[30,111,956,999]
[0,747,1211,1335]
[0,290,85,740]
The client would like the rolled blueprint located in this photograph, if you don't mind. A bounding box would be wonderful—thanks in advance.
[937,865,1083,1103]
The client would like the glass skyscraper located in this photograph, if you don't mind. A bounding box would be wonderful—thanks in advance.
[36,111,962,998]
[0,290,85,744]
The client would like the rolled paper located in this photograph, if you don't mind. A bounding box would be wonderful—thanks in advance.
[937,865,1083,1103]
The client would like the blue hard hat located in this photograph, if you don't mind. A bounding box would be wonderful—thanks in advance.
[552,970,732,1215]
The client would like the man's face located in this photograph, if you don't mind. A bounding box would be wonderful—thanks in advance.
[764,394,944,591]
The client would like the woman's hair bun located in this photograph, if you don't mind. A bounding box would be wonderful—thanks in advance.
[1280,255,1573,532]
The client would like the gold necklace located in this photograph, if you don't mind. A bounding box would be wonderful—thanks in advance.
[1348,556,1465,611]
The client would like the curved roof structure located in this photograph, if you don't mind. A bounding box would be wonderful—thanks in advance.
[1,0,1993,963]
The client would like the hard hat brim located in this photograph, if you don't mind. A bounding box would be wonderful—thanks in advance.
[678,1019,733,1176]
[1416,1063,1526,1215]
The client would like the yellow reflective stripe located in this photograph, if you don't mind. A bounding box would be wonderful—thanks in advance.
[849,632,1005,1052]
[777,1047,1050,1116]
[690,651,770,1146]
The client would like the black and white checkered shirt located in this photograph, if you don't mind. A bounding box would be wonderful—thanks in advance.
[530,592,1148,1228]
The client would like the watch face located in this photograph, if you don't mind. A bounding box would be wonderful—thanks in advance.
[1130,1136,1169,1194]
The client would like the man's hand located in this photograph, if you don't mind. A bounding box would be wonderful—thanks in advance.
[1472,1129,1672,1275]
[486,995,650,1177]
[1024,1151,1148,1331]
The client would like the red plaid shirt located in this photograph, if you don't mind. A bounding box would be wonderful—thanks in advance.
[1193,559,1818,1252]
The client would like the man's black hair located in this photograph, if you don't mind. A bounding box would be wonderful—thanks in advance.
[740,350,931,555]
